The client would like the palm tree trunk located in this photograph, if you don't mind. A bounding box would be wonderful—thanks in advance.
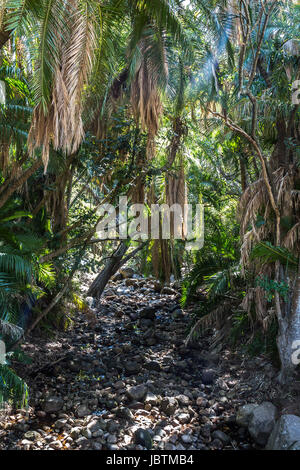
[0,27,12,50]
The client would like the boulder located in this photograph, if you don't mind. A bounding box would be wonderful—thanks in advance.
[43,396,64,413]
[236,404,258,428]
[127,384,148,402]
[248,402,277,446]
[75,404,91,418]
[266,414,300,450]
[134,428,152,450]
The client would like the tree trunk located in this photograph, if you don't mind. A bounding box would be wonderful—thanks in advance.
[0,27,12,50]
[88,242,129,299]
[87,241,148,299]
[277,262,300,383]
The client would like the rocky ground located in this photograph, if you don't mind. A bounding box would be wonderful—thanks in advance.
[0,271,299,450]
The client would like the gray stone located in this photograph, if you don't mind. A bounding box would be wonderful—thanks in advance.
[116,407,134,420]
[134,428,152,450]
[161,397,178,416]
[248,402,277,446]
[43,396,64,413]
[236,404,258,427]
[212,430,231,444]
[124,361,141,374]
[76,404,91,418]
[161,287,176,295]
[177,412,190,424]
[24,431,41,441]
[266,414,300,450]
[127,384,147,402]
[70,427,81,439]
[201,369,216,385]
[181,434,193,444]
[144,392,158,406]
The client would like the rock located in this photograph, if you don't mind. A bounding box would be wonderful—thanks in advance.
[236,404,258,428]
[76,404,91,418]
[140,307,156,320]
[54,418,67,430]
[145,392,159,406]
[196,397,208,407]
[119,267,135,279]
[266,414,300,450]
[125,279,138,287]
[124,361,141,374]
[107,434,117,444]
[248,402,277,446]
[176,394,190,406]
[177,413,190,424]
[134,429,152,450]
[181,434,193,444]
[139,319,154,329]
[145,361,161,372]
[70,427,82,439]
[85,296,94,308]
[201,369,216,385]
[212,430,231,444]
[87,419,106,435]
[165,442,176,450]
[211,438,223,449]
[172,308,184,319]
[161,287,176,295]
[127,384,148,402]
[160,397,178,416]
[24,431,41,441]
[43,396,64,413]
[81,428,92,439]
[116,407,134,420]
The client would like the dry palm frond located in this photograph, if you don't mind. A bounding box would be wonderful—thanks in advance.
[185,301,232,345]
[130,51,163,138]
[28,0,96,172]
[284,222,300,251]
[241,286,268,327]
[130,30,168,158]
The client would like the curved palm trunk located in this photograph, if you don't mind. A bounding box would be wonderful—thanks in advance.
[88,242,129,299]
[87,241,148,299]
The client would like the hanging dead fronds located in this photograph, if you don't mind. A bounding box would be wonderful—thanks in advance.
[130,31,168,158]
[28,0,96,172]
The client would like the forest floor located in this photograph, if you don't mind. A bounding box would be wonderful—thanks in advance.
[0,271,299,450]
